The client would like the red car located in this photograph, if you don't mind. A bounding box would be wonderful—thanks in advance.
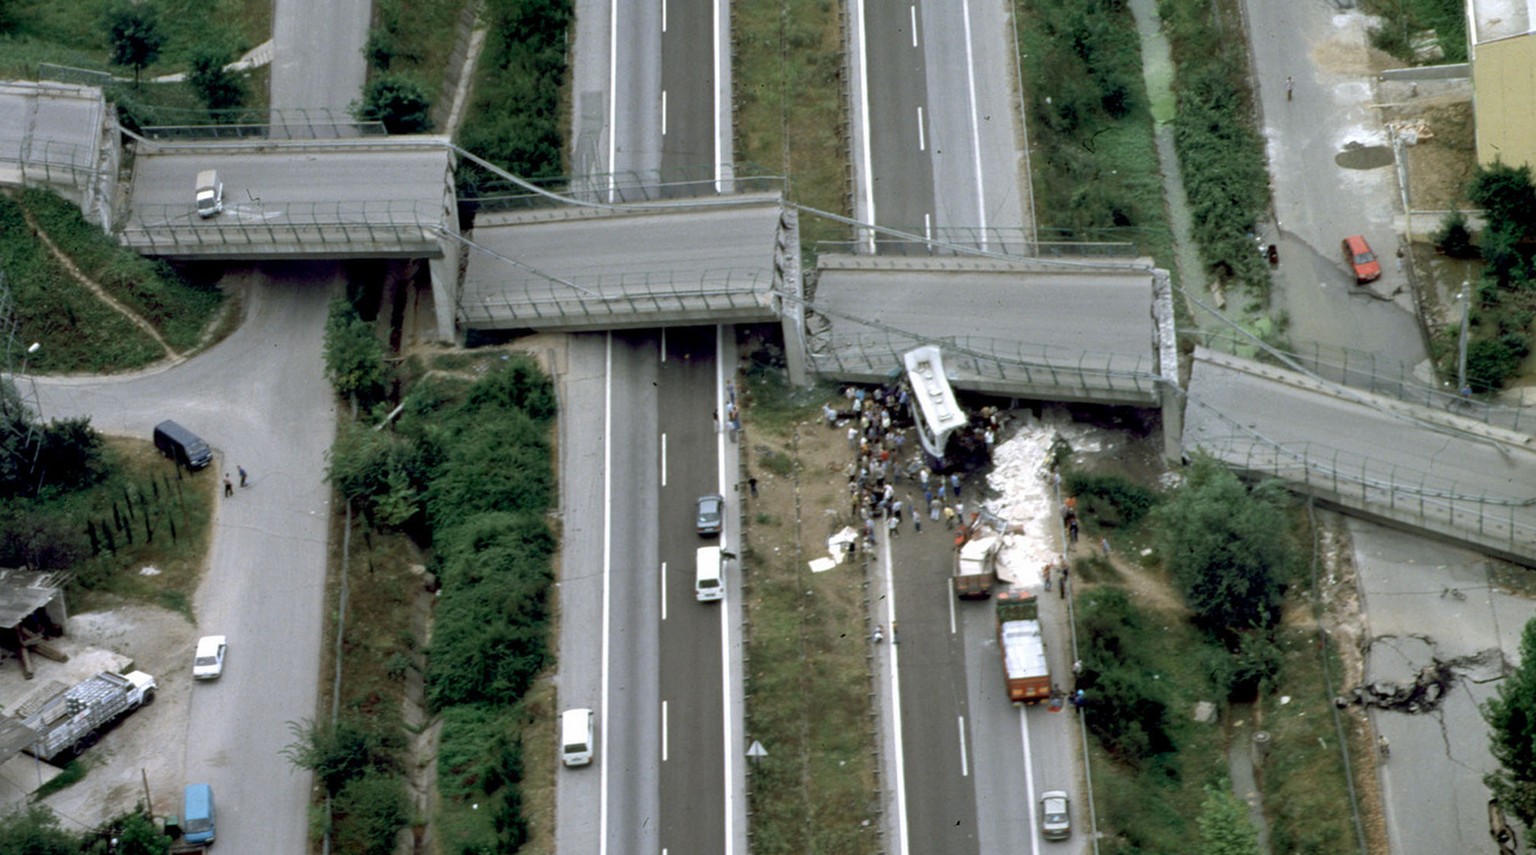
[1343,235,1381,283]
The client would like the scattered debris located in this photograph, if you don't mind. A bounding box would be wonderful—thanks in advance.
[1337,661,1454,713]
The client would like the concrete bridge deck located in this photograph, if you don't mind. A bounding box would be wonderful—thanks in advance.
[1184,346,1536,565]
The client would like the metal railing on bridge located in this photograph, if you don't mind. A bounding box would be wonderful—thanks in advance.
[462,169,786,211]
[1188,405,1536,562]
[458,267,781,327]
[806,330,1161,399]
[1194,330,1534,434]
[0,137,97,190]
[119,199,445,254]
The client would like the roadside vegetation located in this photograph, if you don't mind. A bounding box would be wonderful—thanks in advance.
[1159,0,1273,297]
[1014,0,1174,266]
[1360,0,1467,65]
[297,296,559,853]
[0,804,168,854]
[734,0,850,250]
[1065,454,1363,852]
[737,350,881,854]
[361,0,470,133]
[1484,617,1536,832]
[1428,163,1536,393]
[455,0,573,195]
[2,377,215,619]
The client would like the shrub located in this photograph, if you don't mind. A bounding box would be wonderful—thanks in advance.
[284,716,404,796]
[1078,587,1176,764]
[356,74,434,134]
[331,772,410,855]
[1432,208,1476,258]
[1065,471,1158,527]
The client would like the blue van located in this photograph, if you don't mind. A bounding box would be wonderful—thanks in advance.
[182,783,216,844]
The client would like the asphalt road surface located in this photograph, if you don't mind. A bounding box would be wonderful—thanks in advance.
[33,268,338,855]
[270,0,370,117]
[1245,0,1427,366]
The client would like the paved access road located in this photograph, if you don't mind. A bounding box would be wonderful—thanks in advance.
[1244,0,1425,366]
[34,269,338,855]
[270,0,370,117]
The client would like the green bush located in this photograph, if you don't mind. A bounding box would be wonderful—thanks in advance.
[1078,588,1177,764]
[283,716,404,796]
[356,73,433,134]
[1432,208,1476,258]
[331,772,410,855]
[1065,471,1158,527]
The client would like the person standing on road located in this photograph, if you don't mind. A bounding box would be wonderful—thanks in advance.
[223,474,233,497]
[1285,76,1294,100]
[238,465,248,487]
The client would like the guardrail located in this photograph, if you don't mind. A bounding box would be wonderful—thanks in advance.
[806,330,1161,400]
[119,199,445,254]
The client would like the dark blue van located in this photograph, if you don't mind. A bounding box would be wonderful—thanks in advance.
[182,783,216,844]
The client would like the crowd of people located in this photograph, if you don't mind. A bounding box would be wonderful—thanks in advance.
[826,382,1007,559]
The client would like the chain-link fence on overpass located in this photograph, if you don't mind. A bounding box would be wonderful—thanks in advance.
[0,136,97,190]
[806,329,1161,401]
[1187,401,1536,563]
[119,199,445,255]
[1194,330,1534,434]
[457,267,781,328]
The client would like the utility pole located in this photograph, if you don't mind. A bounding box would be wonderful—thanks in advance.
[1457,280,1471,397]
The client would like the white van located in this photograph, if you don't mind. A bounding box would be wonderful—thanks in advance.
[695,545,724,602]
[560,708,594,767]
[195,169,224,218]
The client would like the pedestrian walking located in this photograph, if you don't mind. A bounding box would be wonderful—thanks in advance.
[1060,564,1068,599]
[823,402,837,427]
[238,465,248,487]
[1068,517,1079,544]
[748,477,759,497]
[887,515,899,538]
[913,513,922,534]
[1042,564,1052,591]
[950,473,962,498]
[1074,689,1086,711]
[1285,75,1294,100]
[1377,734,1390,758]
[848,426,858,450]
[1100,537,1111,557]
[919,467,931,488]
[223,474,233,497]
[943,505,957,529]
[930,499,941,522]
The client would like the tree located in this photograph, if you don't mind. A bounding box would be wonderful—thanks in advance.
[322,298,389,405]
[1431,208,1477,259]
[103,2,166,87]
[1196,785,1262,855]
[1484,618,1536,827]
[115,809,171,854]
[1153,454,1294,635]
[354,75,433,134]
[186,46,247,112]
[0,805,80,855]
[1469,161,1536,244]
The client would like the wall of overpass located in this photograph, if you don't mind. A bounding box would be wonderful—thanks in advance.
[1184,347,1536,566]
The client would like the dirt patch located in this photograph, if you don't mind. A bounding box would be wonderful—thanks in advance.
[1389,97,1477,211]
[0,601,198,820]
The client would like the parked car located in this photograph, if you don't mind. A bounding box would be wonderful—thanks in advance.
[193,635,227,680]
[560,708,595,767]
[696,493,724,536]
[1342,234,1381,283]
[1040,789,1071,841]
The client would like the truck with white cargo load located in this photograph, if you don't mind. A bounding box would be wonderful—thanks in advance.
[16,670,157,762]
[953,534,1001,598]
[996,591,1050,704]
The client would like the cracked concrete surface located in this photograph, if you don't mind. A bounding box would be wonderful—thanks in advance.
[1350,518,1536,855]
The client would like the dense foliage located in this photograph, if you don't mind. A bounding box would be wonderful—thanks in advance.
[103,1,165,85]
[1196,785,1262,855]
[1077,587,1177,765]
[356,74,434,134]
[1484,618,1536,827]
[322,298,389,406]
[456,0,573,194]
[1447,163,1536,392]
[1160,0,1272,292]
[323,352,557,852]
[1153,455,1294,635]
[0,806,167,855]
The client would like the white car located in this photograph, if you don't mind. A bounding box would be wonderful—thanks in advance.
[1040,789,1071,841]
[193,635,227,680]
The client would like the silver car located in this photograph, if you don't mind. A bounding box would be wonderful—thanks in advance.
[1040,789,1071,841]
[696,494,724,536]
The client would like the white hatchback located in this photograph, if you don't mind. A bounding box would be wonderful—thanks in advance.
[193,635,227,680]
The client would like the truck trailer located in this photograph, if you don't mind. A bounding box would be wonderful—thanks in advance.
[996,591,1050,704]
[953,534,1001,598]
[17,670,157,762]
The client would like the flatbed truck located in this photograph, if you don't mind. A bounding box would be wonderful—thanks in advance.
[996,591,1050,704]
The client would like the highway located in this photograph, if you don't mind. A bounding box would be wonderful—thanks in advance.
[557,1,743,851]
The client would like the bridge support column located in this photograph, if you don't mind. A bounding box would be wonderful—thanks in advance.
[428,252,459,344]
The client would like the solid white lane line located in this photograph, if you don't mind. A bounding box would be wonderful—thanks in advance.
[716,325,735,855]
[958,716,970,776]
[1021,709,1039,855]
[916,106,926,152]
[961,0,989,250]
[855,0,877,252]
[910,4,918,47]
[661,433,668,487]
[607,0,618,200]
[662,0,668,32]
[714,0,724,191]
[599,333,613,855]
[662,700,670,762]
[661,561,668,621]
[883,535,911,853]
